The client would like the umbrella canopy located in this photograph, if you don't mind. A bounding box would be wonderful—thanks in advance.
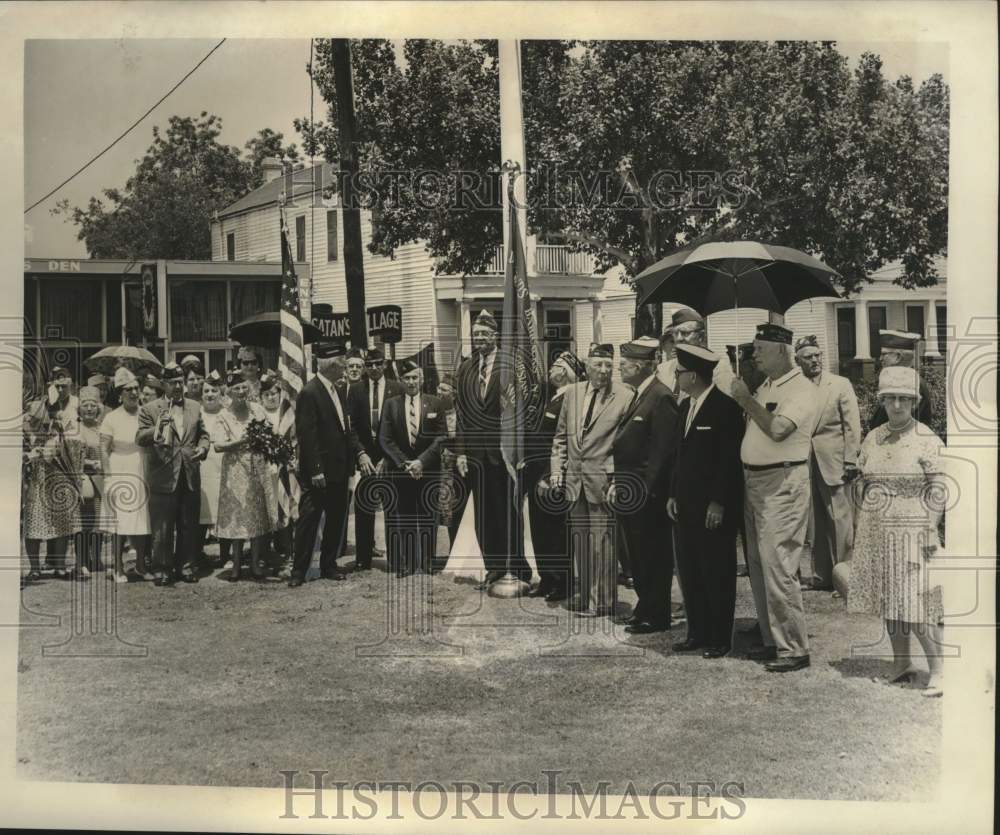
[84,345,163,377]
[634,241,840,315]
[228,312,323,347]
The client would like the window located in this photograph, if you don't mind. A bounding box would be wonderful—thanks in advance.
[39,278,103,342]
[326,210,338,261]
[543,307,571,340]
[836,307,856,358]
[226,232,235,262]
[23,277,37,337]
[868,305,887,357]
[231,280,281,324]
[936,304,948,356]
[295,215,306,262]
[105,279,122,343]
[906,305,926,347]
[169,280,228,342]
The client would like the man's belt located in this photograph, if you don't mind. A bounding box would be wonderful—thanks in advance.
[743,460,808,472]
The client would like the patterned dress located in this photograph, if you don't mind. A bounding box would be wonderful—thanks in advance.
[22,402,83,541]
[215,403,279,539]
[848,422,945,624]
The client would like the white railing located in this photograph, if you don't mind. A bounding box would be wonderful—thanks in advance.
[534,244,594,275]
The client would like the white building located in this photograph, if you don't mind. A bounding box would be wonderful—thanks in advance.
[211,160,947,379]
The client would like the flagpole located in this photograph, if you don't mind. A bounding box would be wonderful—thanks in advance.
[490,39,531,599]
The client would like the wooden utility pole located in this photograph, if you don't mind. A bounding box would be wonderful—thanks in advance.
[331,39,368,347]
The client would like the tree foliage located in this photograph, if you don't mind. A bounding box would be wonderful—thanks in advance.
[55,113,300,259]
[302,39,948,316]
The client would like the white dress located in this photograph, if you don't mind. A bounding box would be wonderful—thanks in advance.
[98,407,150,536]
[199,410,227,525]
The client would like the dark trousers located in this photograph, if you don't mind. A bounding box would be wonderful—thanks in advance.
[619,499,673,626]
[386,472,438,574]
[354,467,390,568]
[149,470,200,576]
[292,481,349,579]
[526,477,572,595]
[468,455,531,580]
[674,520,737,648]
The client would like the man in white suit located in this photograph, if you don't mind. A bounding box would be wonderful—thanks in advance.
[550,344,633,618]
[795,335,862,591]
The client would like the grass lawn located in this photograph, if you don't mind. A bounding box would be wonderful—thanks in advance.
[15,532,941,801]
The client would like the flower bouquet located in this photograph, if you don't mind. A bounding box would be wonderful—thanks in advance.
[244,418,295,467]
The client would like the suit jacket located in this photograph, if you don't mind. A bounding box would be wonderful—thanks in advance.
[348,376,405,462]
[378,393,447,473]
[612,377,678,500]
[135,397,210,494]
[294,375,364,486]
[551,381,633,504]
[669,386,745,530]
[869,376,933,431]
[455,350,504,465]
[524,384,567,486]
[809,372,862,486]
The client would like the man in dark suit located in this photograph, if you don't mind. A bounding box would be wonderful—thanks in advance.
[378,360,447,575]
[347,347,405,571]
[525,350,585,601]
[289,343,371,587]
[136,362,210,587]
[610,338,678,633]
[455,310,531,589]
[667,344,746,657]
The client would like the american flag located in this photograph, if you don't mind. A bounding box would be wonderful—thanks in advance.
[278,209,307,399]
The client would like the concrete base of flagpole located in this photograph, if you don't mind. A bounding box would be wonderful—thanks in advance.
[488,572,530,598]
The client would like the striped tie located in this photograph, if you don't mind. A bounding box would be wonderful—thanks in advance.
[479,359,489,399]
[408,396,418,446]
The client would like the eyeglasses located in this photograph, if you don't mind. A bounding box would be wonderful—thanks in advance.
[240,360,257,366]
[364,361,384,367]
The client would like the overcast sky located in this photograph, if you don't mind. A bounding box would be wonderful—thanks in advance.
[23,38,948,258]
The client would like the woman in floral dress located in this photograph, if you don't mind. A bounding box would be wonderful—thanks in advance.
[197,371,228,566]
[74,386,107,577]
[849,366,946,697]
[214,369,279,581]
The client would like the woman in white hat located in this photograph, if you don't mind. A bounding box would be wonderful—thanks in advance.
[98,367,151,582]
[848,366,946,697]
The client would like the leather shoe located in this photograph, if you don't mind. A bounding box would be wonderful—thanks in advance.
[287,576,304,588]
[544,589,568,602]
[672,638,704,652]
[702,646,730,659]
[800,580,832,592]
[322,571,348,581]
[625,621,668,634]
[614,614,641,626]
[527,585,551,598]
[747,646,778,661]
[765,655,810,673]
[153,576,174,587]
[178,573,198,584]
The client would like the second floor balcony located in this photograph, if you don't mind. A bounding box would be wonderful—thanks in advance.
[483,243,596,276]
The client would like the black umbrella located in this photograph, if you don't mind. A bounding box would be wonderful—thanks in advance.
[635,241,840,315]
[228,312,323,347]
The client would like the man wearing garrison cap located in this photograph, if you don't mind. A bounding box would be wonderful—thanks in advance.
[667,344,746,657]
[454,310,532,589]
[869,330,933,429]
[794,334,862,592]
[551,343,633,618]
[609,337,678,632]
[728,322,820,672]
[289,342,371,587]
[656,308,735,400]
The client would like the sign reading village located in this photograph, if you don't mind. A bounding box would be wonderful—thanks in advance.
[312,304,402,344]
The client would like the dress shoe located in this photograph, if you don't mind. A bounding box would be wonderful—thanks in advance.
[614,614,641,626]
[545,589,568,602]
[26,570,42,582]
[574,608,599,618]
[672,638,704,652]
[625,621,668,634]
[287,575,304,588]
[153,576,174,587]
[800,580,832,592]
[177,573,198,584]
[526,585,551,598]
[565,599,590,613]
[747,646,778,662]
[765,655,810,673]
[323,571,348,581]
[354,564,372,573]
[702,646,730,659]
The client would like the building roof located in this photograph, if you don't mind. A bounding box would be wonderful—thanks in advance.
[216,161,338,220]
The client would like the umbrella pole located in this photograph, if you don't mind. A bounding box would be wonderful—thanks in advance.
[733,275,740,377]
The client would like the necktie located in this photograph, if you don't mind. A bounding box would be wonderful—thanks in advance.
[479,358,489,399]
[370,381,379,430]
[685,397,697,435]
[408,397,419,446]
[582,387,599,435]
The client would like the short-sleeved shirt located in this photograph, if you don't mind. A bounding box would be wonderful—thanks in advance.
[740,368,820,466]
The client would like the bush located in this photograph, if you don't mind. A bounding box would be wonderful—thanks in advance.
[854,362,947,441]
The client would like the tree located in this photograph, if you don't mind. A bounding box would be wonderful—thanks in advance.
[55,113,300,259]
[244,127,300,189]
[301,40,948,332]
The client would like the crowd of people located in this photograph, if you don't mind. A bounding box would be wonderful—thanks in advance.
[20,310,946,694]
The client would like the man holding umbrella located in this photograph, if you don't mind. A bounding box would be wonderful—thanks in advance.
[729,323,820,672]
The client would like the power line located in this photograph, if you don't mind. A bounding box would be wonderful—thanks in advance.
[24,38,228,214]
